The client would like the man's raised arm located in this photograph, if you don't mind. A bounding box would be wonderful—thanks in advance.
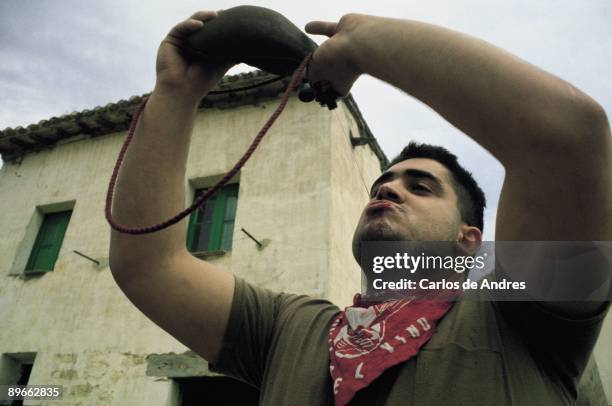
[307,14,611,315]
[307,14,609,166]
[108,12,235,363]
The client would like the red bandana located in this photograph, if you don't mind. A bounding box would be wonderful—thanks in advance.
[328,294,456,406]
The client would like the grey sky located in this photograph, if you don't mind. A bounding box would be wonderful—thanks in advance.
[1,0,610,239]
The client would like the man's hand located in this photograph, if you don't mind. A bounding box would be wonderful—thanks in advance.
[155,11,234,101]
[305,14,364,97]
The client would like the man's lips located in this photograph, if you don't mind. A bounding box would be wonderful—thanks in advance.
[366,200,398,213]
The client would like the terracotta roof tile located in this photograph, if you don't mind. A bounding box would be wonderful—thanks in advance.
[0,70,387,168]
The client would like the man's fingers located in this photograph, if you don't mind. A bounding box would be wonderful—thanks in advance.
[305,21,337,37]
[189,10,218,23]
[167,11,218,40]
[168,19,204,40]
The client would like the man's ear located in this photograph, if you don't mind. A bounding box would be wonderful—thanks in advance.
[456,225,482,255]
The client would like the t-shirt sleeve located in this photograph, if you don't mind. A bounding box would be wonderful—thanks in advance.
[496,299,610,398]
[209,275,282,388]
[208,275,340,390]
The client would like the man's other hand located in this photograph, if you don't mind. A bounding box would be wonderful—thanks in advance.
[305,14,364,97]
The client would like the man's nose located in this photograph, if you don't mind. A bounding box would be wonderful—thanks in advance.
[375,181,403,203]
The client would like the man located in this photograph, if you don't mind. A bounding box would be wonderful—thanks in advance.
[108,11,611,405]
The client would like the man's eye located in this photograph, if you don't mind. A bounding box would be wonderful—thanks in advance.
[411,184,431,193]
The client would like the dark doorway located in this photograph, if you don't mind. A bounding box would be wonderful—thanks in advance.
[178,376,259,406]
[10,362,34,406]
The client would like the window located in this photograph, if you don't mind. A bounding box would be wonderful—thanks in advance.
[187,184,238,253]
[25,211,72,273]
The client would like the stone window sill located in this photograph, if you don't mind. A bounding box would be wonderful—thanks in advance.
[192,250,228,259]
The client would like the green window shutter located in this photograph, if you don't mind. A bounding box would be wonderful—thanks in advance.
[188,192,218,252]
[26,210,72,273]
[208,188,228,251]
[221,184,239,251]
[187,184,239,253]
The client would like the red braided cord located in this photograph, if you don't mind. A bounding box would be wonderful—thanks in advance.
[105,53,312,234]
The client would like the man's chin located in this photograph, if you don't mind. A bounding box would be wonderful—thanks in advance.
[356,223,412,244]
[352,226,411,266]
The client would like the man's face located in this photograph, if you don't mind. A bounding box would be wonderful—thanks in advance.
[352,158,463,262]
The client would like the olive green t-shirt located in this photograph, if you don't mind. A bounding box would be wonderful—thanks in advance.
[211,276,609,405]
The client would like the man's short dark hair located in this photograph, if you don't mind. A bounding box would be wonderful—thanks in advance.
[387,142,486,232]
